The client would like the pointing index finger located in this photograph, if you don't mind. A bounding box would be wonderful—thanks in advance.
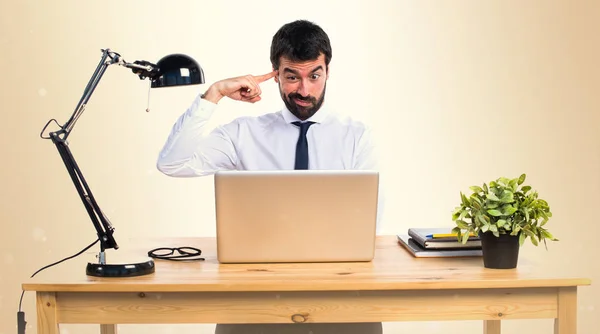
[254,70,277,83]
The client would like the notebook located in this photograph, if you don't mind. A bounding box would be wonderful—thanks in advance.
[407,227,482,249]
[214,170,379,263]
[397,235,483,258]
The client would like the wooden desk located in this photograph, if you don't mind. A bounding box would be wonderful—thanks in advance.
[23,236,591,334]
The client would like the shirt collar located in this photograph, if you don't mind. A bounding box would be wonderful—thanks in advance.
[281,102,329,124]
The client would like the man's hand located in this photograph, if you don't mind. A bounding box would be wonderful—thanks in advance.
[202,71,277,104]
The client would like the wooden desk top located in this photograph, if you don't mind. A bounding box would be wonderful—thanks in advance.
[23,236,591,293]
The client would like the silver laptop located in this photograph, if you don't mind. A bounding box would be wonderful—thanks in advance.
[214,170,379,263]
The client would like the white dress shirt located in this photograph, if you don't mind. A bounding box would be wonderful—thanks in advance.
[157,93,379,175]
[156,93,384,230]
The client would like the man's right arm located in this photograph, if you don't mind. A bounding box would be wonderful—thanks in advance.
[156,94,238,177]
[156,70,277,177]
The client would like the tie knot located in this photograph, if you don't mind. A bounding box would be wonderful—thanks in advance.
[292,121,315,133]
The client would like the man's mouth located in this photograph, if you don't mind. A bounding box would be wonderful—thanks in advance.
[293,98,312,107]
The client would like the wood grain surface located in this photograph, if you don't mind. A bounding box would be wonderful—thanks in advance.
[23,236,591,292]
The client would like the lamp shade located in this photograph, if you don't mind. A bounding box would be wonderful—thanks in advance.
[151,54,205,88]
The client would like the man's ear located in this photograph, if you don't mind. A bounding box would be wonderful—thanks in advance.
[274,68,279,83]
[326,65,330,80]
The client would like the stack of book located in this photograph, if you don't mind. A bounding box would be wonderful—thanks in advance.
[397,227,483,257]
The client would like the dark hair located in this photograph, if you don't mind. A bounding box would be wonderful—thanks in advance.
[270,20,332,70]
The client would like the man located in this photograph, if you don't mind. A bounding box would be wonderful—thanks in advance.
[157,20,383,334]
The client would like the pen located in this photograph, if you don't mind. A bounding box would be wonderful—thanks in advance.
[426,233,475,238]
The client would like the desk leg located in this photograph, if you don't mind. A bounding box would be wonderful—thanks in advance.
[36,292,59,334]
[483,320,500,334]
[554,287,577,334]
[484,320,501,334]
[101,324,118,334]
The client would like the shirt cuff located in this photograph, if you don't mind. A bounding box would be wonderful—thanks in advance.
[189,92,218,119]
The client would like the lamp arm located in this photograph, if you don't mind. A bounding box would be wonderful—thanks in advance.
[56,49,158,138]
[39,48,158,258]
[39,49,121,256]
[49,133,118,255]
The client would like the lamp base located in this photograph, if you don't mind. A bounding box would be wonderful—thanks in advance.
[86,259,155,277]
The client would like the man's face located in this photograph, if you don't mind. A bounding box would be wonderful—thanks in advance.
[275,54,328,120]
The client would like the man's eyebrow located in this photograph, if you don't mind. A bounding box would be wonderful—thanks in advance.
[310,65,324,73]
[282,65,324,74]
[283,68,299,74]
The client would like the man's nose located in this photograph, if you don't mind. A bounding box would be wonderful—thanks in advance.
[297,80,309,96]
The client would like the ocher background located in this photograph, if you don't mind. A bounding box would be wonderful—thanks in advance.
[1,1,598,333]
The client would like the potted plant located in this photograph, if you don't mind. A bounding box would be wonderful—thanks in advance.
[451,173,557,269]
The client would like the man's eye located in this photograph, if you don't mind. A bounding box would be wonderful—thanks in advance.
[287,76,297,81]
[311,74,320,80]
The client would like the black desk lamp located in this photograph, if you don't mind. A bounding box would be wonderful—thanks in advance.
[39,48,205,277]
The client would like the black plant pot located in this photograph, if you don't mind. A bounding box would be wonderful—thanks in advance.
[479,231,520,269]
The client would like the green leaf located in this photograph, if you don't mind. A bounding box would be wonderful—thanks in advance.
[530,236,539,246]
[461,232,471,244]
[487,202,499,209]
[452,227,462,241]
[483,183,488,194]
[471,195,483,204]
[519,232,526,246]
[487,209,502,216]
[470,186,483,194]
[461,192,470,207]
[522,185,531,193]
[509,178,518,191]
[456,220,469,229]
[500,191,515,204]
[487,192,500,201]
[458,209,469,221]
[497,219,507,228]
[477,214,487,225]
[503,205,518,216]
[540,229,557,241]
[481,224,489,232]
[452,211,461,221]
[523,229,535,238]
[518,173,526,185]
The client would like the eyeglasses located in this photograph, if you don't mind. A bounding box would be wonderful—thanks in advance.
[147,247,205,261]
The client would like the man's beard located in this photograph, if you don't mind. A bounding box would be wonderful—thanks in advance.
[280,84,326,120]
